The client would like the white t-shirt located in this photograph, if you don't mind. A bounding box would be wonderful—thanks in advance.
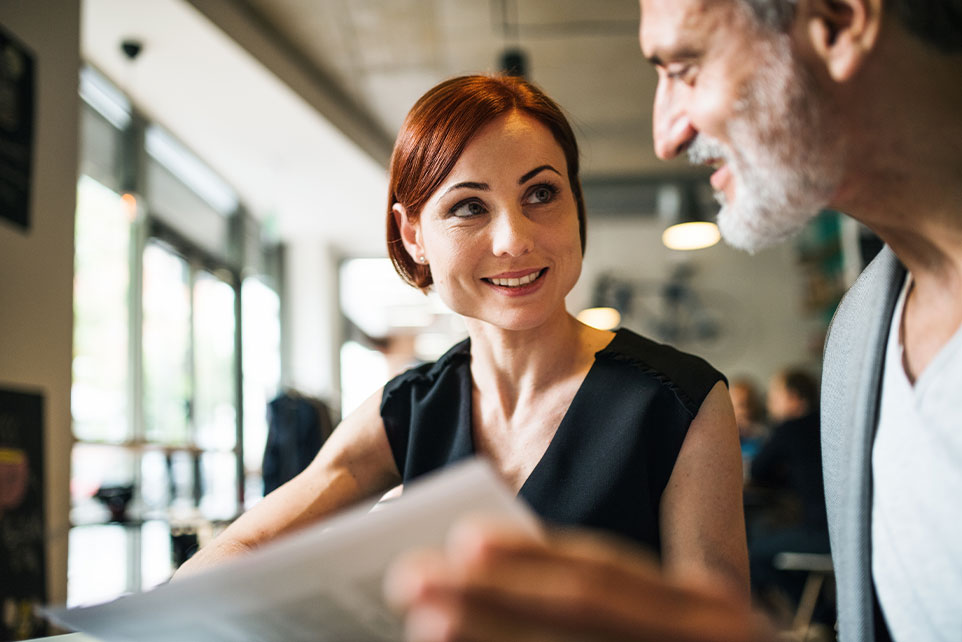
[872,274,962,641]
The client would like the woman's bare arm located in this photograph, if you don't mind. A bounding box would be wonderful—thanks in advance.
[174,388,400,578]
[176,376,750,638]
[659,380,750,597]
[380,381,757,641]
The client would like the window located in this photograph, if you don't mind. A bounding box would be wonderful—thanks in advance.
[142,241,192,446]
[241,276,281,508]
[72,176,131,445]
[338,258,465,416]
[69,70,280,606]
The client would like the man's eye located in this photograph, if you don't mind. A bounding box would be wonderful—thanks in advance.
[666,64,697,84]
[450,200,486,218]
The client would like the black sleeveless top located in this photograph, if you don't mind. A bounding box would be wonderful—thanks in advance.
[379,328,725,553]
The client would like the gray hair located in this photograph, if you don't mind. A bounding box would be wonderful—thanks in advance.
[736,0,797,30]
[737,0,962,52]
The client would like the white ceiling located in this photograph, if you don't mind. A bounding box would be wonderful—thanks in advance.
[81,0,698,255]
[240,0,664,175]
[82,0,389,255]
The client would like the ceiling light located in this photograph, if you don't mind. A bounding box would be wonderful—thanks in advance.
[662,221,721,251]
[658,183,720,251]
[500,48,527,78]
[577,307,621,331]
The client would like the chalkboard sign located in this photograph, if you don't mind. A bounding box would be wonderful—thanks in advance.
[0,387,46,640]
[0,23,35,232]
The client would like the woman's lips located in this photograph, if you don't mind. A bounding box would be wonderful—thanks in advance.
[483,268,547,290]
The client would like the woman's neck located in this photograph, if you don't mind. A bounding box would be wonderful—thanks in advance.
[464,311,613,415]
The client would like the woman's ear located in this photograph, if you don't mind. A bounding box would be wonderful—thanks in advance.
[393,203,426,265]
[797,0,882,82]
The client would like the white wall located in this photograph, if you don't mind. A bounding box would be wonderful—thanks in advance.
[0,0,81,604]
[282,240,342,407]
[569,217,822,388]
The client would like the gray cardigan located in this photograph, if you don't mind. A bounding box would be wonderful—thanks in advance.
[821,246,905,641]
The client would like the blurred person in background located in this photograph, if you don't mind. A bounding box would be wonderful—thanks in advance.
[749,368,830,624]
[729,376,768,474]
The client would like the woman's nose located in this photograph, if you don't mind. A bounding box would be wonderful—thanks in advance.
[490,208,534,257]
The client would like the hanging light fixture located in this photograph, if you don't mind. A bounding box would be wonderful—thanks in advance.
[577,275,632,331]
[659,183,720,251]
[577,306,621,331]
[499,48,527,78]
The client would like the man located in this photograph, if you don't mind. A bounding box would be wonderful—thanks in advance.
[729,376,767,465]
[385,1,962,640]
[749,369,828,621]
[752,370,824,536]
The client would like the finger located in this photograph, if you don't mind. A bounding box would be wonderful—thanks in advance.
[446,513,546,552]
[387,528,632,641]
[384,548,454,612]
[404,595,618,642]
[448,520,658,576]
[443,516,543,568]
[442,527,757,642]
[388,524,764,642]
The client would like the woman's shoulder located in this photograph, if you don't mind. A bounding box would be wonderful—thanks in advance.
[597,327,726,416]
[382,336,471,397]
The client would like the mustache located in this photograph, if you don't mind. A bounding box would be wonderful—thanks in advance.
[687,135,728,166]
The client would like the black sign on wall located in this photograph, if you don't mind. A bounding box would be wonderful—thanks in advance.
[0,387,47,640]
[0,23,35,232]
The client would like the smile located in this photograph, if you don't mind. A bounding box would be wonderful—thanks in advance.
[483,268,546,288]
[710,163,732,192]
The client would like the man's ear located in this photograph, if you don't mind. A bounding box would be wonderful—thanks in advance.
[392,203,425,264]
[797,0,883,81]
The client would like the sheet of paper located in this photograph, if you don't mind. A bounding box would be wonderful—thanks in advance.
[46,458,538,642]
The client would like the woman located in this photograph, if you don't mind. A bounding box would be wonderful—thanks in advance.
[177,75,747,590]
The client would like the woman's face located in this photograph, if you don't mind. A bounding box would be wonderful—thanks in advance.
[398,111,582,332]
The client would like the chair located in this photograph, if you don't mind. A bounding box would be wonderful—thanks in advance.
[773,552,834,637]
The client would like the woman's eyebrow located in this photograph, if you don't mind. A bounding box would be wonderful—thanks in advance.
[440,165,561,196]
[519,165,561,184]
[442,181,489,196]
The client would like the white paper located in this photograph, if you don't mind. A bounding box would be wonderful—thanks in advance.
[46,458,538,642]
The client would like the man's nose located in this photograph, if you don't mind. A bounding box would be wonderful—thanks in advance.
[653,82,696,160]
[490,208,534,257]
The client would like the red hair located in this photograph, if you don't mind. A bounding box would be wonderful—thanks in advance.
[386,74,586,289]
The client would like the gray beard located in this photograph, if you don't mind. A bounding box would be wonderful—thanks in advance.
[689,36,843,254]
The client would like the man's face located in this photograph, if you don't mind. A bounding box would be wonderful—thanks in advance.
[640,0,844,252]
[767,376,797,421]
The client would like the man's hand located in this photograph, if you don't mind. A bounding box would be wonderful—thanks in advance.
[385,518,773,642]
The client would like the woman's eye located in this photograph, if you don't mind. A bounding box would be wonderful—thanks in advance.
[526,184,559,205]
[450,200,486,218]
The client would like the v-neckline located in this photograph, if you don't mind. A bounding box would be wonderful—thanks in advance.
[895,272,962,394]
[461,329,624,496]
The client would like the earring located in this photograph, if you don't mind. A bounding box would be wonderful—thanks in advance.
[419,255,426,264]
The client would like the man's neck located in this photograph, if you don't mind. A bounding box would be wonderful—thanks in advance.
[831,30,962,379]
[898,272,962,383]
